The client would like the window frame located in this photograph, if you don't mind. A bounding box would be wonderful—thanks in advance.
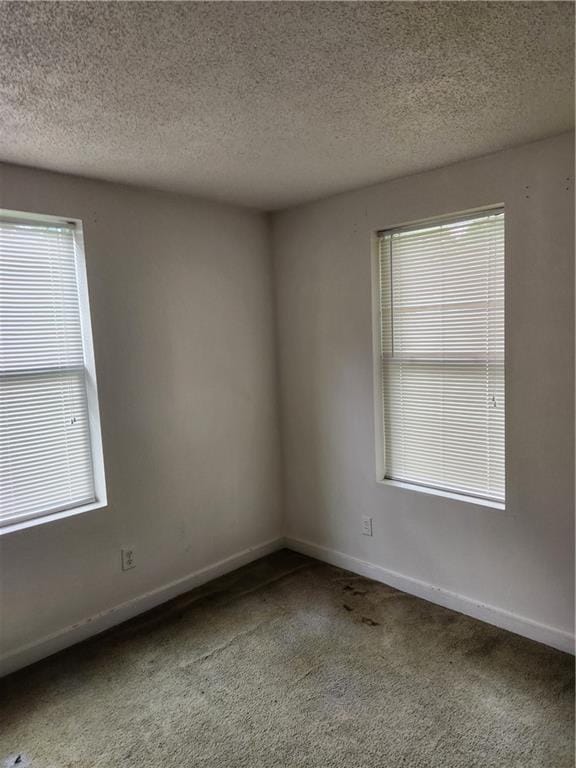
[371,206,506,511]
[0,208,107,533]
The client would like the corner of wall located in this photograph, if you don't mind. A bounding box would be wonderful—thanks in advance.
[265,211,288,535]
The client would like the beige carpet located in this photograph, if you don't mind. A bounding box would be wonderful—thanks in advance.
[1,550,573,767]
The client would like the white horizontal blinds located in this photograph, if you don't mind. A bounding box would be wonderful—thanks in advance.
[0,218,95,523]
[378,210,505,502]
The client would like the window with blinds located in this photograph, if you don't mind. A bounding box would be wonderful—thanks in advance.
[376,209,505,504]
[0,212,106,527]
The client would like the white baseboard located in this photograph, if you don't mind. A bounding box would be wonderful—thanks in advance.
[4,534,571,677]
[285,536,575,655]
[0,536,285,678]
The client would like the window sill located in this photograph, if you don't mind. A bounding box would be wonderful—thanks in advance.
[0,500,108,536]
[376,478,505,510]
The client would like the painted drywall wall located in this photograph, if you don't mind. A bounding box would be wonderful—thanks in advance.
[272,133,575,645]
[0,164,283,660]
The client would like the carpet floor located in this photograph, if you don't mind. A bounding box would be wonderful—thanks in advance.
[1,550,573,767]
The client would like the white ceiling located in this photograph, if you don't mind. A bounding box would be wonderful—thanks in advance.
[0,2,573,210]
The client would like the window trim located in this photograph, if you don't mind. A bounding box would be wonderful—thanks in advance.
[371,205,506,511]
[0,208,107,533]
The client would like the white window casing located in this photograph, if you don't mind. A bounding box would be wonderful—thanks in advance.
[0,210,106,529]
[374,209,505,505]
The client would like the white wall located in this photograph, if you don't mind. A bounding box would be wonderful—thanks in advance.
[0,164,283,665]
[0,133,573,671]
[272,133,575,650]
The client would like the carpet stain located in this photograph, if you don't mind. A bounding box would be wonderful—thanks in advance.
[0,550,573,768]
[464,635,504,658]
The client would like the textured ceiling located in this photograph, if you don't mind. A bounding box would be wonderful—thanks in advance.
[0,2,574,210]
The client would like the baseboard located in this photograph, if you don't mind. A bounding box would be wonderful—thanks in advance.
[285,536,575,655]
[4,533,571,677]
[0,536,285,678]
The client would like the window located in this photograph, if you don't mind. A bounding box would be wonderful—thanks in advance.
[0,211,106,528]
[375,209,505,504]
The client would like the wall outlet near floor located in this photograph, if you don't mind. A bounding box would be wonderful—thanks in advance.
[361,516,373,537]
[121,546,136,571]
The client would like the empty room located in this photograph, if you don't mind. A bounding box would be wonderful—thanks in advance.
[0,2,574,766]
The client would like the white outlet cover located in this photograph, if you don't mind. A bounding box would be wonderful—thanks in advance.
[361,516,373,536]
[121,546,136,571]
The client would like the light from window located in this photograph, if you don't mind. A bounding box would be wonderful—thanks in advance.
[0,212,106,527]
[376,209,505,503]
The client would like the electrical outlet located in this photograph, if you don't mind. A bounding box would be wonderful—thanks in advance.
[361,516,373,537]
[121,546,136,571]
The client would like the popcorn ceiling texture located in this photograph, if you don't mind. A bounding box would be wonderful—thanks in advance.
[0,1,573,210]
